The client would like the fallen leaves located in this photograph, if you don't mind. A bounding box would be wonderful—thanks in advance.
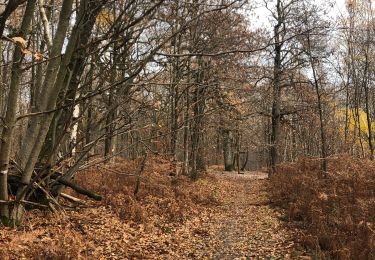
[0,160,309,259]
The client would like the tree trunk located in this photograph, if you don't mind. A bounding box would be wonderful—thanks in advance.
[13,0,75,223]
[236,129,241,174]
[362,30,374,160]
[269,0,283,175]
[182,80,190,176]
[0,0,37,225]
[222,128,234,171]
[306,31,328,174]
[190,58,206,179]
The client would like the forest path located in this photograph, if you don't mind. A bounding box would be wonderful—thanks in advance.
[184,170,308,259]
[0,169,310,259]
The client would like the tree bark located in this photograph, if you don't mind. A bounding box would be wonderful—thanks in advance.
[0,0,37,224]
[13,0,75,222]
[182,78,190,176]
[269,0,283,175]
[190,58,206,179]
[305,30,328,174]
[222,128,234,171]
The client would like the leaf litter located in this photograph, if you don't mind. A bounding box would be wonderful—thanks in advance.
[0,158,309,259]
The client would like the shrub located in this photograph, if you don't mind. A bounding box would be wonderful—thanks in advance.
[269,156,375,259]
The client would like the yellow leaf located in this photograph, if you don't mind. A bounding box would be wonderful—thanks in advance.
[33,52,43,61]
[21,49,32,55]
[12,36,27,48]
[96,10,114,27]
[154,101,161,110]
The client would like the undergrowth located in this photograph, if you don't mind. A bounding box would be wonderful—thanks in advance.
[74,156,222,223]
[269,156,375,259]
[0,156,223,259]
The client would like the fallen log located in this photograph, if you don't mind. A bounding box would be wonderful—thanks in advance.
[8,174,102,201]
[53,177,102,201]
[60,192,85,204]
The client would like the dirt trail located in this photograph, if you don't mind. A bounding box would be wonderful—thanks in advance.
[183,171,308,259]
[0,170,309,259]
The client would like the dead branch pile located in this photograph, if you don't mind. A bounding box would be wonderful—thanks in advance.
[6,160,102,213]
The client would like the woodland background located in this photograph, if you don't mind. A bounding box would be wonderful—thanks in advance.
[0,0,374,259]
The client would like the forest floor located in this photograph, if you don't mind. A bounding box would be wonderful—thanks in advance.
[0,161,310,259]
[194,170,309,259]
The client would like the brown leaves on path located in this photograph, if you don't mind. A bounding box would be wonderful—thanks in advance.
[0,160,308,259]
[181,171,308,259]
